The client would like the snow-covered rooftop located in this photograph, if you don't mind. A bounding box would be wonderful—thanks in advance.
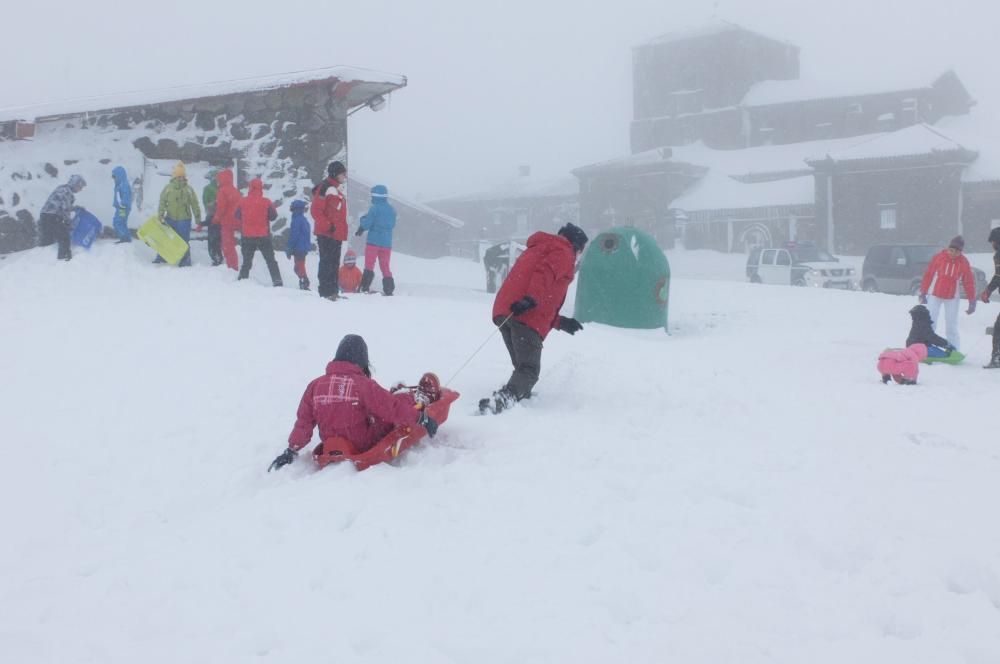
[432,175,579,204]
[741,70,953,107]
[0,66,407,124]
[815,123,974,163]
[936,112,1000,183]
[671,171,814,212]
[639,18,796,50]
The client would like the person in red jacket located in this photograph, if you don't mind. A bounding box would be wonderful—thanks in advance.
[213,169,242,272]
[918,235,976,349]
[311,161,349,300]
[235,178,283,287]
[480,223,589,415]
[339,248,363,293]
[268,334,439,471]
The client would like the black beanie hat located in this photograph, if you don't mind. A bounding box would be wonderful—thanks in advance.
[334,334,370,376]
[989,227,1000,245]
[558,223,589,252]
[328,161,347,178]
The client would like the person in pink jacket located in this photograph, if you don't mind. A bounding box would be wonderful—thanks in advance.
[918,235,977,349]
[267,334,438,471]
[877,343,928,385]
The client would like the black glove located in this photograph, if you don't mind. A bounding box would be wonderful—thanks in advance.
[267,448,297,472]
[355,227,365,236]
[510,296,537,316]
[417,410,439,437]
[557,316,583,335]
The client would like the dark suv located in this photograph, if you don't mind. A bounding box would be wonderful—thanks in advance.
[861,244,985,295]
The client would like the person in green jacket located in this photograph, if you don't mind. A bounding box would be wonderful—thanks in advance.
[202,169,223,265]
[156,161,201,267]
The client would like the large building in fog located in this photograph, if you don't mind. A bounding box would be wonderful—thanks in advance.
[575,20,1000,255]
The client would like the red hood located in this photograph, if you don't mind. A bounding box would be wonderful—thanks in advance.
[217,169,234,188]
[525,231,573,253]
[248,178,264,197]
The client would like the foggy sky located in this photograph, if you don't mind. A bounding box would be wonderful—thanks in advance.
[3,0,998,201]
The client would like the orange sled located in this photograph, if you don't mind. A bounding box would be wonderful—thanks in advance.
[312,388,460,471]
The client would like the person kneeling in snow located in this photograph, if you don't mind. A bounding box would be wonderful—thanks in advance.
[268,334,439,471]
[877,344,928,385]
[339,248,362,293]
[906,304,957,360]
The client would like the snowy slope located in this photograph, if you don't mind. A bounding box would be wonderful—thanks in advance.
[3,241,1000,663]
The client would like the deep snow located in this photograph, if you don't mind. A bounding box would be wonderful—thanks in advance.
[2,240,1000,663]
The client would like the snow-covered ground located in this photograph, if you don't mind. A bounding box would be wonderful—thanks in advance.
[3,240,1000,663]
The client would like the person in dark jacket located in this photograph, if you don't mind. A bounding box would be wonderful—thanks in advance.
[202,169,223,265]
[39,174,86,260]
[285,199,312,290]
[235,178,282,287]
[111,166,132,243]
[310,161,348,300]
[980,227,1000,368]
[906,304,955,359]
[356,184,397,295]
[268,334,439,471]
[480,223,589,414]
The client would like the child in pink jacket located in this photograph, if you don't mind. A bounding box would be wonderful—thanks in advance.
[877,343,928,385]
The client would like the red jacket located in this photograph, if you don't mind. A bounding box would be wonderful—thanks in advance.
[492,232,577,339]
[920,250,976,300]
[214,170,242,229]
[311,177,348,240]
[339,265,362,293]
[288,361,420,452]
[236,179,277,238]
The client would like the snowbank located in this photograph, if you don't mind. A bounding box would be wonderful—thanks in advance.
[2,241,1000,663]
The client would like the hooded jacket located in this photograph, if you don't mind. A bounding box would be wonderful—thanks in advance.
[213,169,242,229]
[920,249,976,300]
[287,360,421,452]
[358,185,397,248]
[877,344,928,382]
[158,176,201,223]
[906,306,951,349]
[41,182,78,223]
[112,166,132,214]
[235,179,277,238]
[492,231,578,339]
[311,177,348,241]
[286,201,312,256]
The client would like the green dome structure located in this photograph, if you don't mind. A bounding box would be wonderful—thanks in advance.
[574,227,670,331]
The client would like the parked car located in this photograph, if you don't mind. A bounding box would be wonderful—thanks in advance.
[746,242,857,289]
[861,244,986,295]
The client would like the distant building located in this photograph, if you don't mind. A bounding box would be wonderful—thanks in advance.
[427,167,579,259]
[576,20,985,255]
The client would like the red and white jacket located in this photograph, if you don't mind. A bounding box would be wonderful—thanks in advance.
[311,177,348,241]
[920,250,976,300]
[287,361,420,452]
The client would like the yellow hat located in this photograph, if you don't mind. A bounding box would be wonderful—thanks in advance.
[172,162,186,178]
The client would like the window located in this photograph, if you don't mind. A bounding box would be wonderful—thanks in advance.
[776,250,791,266]
[880,206,898,230]
[847,102,863,115]
[901,97,918,122]
[762,249,777,265]
[889,247,906,266]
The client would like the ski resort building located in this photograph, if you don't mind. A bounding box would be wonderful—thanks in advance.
[574,20,1000,254]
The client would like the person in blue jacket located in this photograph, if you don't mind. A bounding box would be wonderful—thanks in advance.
[356,184,398,295]
[111,166,132,243]
[286,199,312,290]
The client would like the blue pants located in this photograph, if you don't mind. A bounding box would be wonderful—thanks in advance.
[113,209,131,242]
[154,218,192,266]
[926,345,949,358]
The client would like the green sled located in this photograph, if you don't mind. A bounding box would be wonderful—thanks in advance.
[137,216,189,265]
[922,350,965,365]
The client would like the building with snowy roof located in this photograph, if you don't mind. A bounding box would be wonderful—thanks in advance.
[575,20,986,255]
[0,66,406,254]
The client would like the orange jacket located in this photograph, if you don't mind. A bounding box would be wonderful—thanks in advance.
[339,265,362,293]
[920,250,976,300]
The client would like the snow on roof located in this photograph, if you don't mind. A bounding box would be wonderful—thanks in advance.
[640,18,796,49]
[671,171,814,212]
[575,133,881,179]
[741,70,951,107]
[351,176,465,228]
[0,66,407,124]
[816,123,973,163]
[432,175,579,204]
[936,112,1000,182]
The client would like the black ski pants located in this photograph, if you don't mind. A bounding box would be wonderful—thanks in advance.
[39,213,71,259]
[238,236,283,286]
[207,222,223,265]
[496,316,543,400]
[316,236,342,298]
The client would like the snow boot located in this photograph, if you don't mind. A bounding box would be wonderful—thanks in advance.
[299,277,310,291]
[383,276,395,296]
[360,269,375,293]
[478,387,516,415]
[984,352,1000,369]
[881,374,892,384]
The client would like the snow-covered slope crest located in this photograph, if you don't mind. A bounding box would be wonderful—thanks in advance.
[2,242,1000,663]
